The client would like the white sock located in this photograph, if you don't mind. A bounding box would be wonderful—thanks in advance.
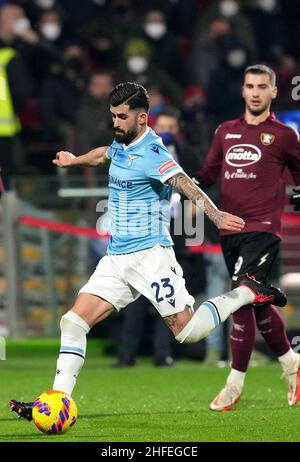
[278,348,299,372]
[175,287,254,344]
[208,286,254,322]
[227,369,245,391]
[53,311,90,396]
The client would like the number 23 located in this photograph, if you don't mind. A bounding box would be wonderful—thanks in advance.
[151,278,175,303]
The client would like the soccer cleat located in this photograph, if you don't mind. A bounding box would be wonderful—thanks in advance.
[9,400,34,421]
[210,382,242,411]
[282,354,300,406]
[237,273,287,307]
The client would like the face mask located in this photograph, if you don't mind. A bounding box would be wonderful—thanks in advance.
[40,23,61,41]
[219,0,239,17]
[159,132,176,145]
[226,48,247,68]
[35,0,55,9]
[66,57,84,71]
[13,17,31,36]
[127,56,148,74]
[144,22,167,40]
[256,0,276,12]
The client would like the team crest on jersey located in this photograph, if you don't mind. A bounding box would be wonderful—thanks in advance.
[127,154,138,167]
[260,132,275,145]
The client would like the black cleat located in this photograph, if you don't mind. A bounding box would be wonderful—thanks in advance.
[9,400,34,421]
[237,273,287,307]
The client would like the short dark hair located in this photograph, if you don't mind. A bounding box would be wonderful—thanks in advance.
[244,64,276,86]
[110,82,150,112]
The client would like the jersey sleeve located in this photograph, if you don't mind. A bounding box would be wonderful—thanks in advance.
[196,124,223,187]
[143,142,183,183]
[284,127,300,186]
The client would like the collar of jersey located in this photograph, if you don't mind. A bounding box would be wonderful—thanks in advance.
[239,112,276,125]
[122,126,150,151]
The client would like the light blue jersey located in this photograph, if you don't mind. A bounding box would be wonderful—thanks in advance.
[106,127,183,254]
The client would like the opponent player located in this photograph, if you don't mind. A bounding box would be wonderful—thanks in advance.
[195,65,300,411]
[10,82,286,420]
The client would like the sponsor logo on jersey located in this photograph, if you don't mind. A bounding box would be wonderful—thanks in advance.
[109,174,133,189]
[225,133,242,139]
[260,132,275,145]
[224,169,257,180]
[158,160,177,174]
[225,144,261,167]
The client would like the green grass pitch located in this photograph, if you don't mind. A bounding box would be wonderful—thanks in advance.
[1,338,300,442]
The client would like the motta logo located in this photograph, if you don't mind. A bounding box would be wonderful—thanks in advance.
[225,144,261,167]
[260,132,275,145]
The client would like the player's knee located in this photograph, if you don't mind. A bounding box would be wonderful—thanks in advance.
[60,311,90,336]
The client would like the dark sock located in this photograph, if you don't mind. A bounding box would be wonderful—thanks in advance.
[231,306,256,372]
[255,304,290,357]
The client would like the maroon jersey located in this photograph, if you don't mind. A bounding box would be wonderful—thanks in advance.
[198,114,300,238]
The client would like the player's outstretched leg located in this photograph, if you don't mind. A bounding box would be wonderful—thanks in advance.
[175,274,287,345]
[237,274,287,307]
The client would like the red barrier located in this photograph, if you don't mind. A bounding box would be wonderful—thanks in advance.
[19,216,109,239]
[19,213,300,254]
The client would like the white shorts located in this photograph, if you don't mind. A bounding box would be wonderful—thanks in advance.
[79,244,194,317]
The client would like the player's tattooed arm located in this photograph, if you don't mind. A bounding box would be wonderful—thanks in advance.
[53,146,110,168]
[167,172,245,232]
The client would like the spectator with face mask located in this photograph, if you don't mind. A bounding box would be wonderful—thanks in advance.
[26,9,69,92]
[40,42,88,145]
[205,38,250,126]
[193,0,256,63]
[120,38,183,107]
[243,0,287,63]
[140,9,186,85]
[0,3,68,94]
[37,9,63,44]
[75,71,114,156]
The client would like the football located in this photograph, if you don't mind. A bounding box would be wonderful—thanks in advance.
[32,390,78,434]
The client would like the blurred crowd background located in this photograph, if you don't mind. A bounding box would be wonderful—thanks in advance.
[1,0,300,187]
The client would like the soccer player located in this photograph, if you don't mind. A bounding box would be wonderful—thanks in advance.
[10,82,286,420]
[195,64,300,411]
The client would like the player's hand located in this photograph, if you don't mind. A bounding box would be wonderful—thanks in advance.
[290,187,300,211]
[217,211,245,232]
[52,151,76,168]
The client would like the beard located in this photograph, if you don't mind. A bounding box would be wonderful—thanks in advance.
[114,127,138,145]
[246,101,270,116]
